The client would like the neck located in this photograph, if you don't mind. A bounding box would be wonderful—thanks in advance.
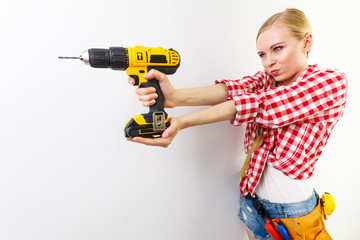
[284,64,309,86]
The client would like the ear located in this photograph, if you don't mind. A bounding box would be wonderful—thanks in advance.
[304,33,313,54]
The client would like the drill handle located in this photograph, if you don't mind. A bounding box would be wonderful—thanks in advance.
[140,78,165,113]
[129,75,166,115]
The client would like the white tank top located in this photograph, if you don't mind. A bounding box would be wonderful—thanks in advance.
[255,164,314,203]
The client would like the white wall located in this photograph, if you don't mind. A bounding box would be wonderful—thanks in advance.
[0,0,359,239]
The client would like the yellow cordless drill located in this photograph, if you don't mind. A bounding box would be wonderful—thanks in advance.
[59,46,180,138]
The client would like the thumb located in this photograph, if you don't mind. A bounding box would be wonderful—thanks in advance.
[162,127,173,139]
[162,119,179,139]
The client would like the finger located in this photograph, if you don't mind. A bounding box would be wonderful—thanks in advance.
[162,123,176,138]
[138,93,158,102]
[135,87,157,96]
[128,77,135,85]
[144,69,168,82]
[141,100,156,107]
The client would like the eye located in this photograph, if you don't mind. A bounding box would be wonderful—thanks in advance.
[258,53,266,58]
[274,46,283,52]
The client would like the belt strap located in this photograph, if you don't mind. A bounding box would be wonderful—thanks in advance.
[245,194,271,219]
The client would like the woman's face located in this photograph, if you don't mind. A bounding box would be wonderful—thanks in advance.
[256,25,312,85]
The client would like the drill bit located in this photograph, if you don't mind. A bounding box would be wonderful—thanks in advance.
[58,56,83,60]
[59,51,89,65]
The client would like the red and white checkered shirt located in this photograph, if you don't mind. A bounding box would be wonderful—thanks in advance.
[216,64,348,197]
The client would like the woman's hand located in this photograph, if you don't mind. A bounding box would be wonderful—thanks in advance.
[128,69,229,108]
[126,117,182,148]
[128,69,177,108]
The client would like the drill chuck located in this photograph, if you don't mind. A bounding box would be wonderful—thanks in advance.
[81,47,128,70]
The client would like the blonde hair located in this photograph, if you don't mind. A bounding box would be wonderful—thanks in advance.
[239,134,264,178]
[240,8,312,178]
[257,8,312,41]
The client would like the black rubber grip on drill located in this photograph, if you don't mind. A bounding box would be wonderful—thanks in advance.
[140,79,167,122]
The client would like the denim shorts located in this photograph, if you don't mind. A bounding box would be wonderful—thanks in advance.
[238,191,318,240]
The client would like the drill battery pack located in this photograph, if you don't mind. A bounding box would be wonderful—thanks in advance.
[124,113,170,138]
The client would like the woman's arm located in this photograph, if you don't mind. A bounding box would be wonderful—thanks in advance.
[127,100,237,147]
[174,84,229,106]
[179,100,237,128]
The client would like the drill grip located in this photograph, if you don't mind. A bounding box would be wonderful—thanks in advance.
[140,79,165,113]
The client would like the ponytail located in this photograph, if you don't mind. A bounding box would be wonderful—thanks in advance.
[239,133,264,178]
[240,80,276,177]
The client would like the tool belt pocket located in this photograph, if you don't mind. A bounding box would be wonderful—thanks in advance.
[273,194,333,240]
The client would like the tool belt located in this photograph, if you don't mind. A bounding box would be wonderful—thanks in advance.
[245,193,334,240]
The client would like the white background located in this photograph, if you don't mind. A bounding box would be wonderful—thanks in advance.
[0,0,359,239]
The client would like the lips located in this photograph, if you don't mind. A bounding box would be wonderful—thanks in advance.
[271,69,280,76]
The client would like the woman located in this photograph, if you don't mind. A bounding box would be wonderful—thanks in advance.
[128,8,347,240]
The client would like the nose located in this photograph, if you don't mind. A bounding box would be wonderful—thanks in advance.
[264,53,276,68]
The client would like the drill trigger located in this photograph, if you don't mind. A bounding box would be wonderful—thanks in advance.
[130,75,140,86]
